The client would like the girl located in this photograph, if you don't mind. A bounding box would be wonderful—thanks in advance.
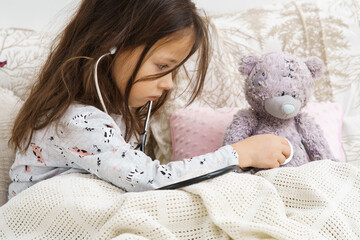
[8,0,290,199]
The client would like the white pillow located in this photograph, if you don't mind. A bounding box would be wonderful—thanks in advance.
[0,88,23,206]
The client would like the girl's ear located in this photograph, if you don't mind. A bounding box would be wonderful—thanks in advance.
[238,55,260,76]
[305,56,324,78]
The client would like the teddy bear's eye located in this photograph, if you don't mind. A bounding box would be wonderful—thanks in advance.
[280,91,286,96]
[291,92,297,98]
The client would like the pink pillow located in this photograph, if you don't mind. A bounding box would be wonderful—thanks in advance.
[170,102,344,162]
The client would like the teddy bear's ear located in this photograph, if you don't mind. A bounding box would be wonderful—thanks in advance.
[239,55,260,76]
[305,56,324,78]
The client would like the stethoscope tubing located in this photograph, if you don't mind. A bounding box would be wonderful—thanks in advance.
[140,101,152,152]
[94,52,112,115]
[157,165,241,190]
[94,49,152,153]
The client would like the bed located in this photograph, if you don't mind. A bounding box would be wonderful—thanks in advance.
[0,0,359,239]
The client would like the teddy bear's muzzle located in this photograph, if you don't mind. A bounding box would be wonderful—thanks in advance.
[264,95,301,119]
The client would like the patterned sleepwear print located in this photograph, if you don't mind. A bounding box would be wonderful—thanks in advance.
[8,104,239,199]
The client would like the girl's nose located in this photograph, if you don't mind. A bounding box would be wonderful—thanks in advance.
[158,73,173,90]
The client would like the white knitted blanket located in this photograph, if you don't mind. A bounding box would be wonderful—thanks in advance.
[0,160,359,240]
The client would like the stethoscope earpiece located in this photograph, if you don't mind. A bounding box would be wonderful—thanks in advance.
[109,47,117,55]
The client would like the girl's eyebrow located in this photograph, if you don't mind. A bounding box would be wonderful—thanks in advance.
[157,56,179,64]
[168,58,178,63]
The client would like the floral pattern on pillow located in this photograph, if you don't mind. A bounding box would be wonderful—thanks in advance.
[0,28,52,100]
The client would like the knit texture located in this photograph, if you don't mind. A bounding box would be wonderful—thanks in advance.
[0,160,359,239]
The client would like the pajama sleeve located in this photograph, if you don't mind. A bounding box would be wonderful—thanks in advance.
[59,106,240,192]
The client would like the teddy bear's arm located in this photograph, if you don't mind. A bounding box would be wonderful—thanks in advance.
[295,112,336,161]
[222,109,258,146]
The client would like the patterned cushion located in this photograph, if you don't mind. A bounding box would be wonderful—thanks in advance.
[0,28,51,205]
[149,0,360,167]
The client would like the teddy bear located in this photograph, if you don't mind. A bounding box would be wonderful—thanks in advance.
[223,52,336,169]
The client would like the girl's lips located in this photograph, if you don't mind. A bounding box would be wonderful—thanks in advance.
[148,96,161,101]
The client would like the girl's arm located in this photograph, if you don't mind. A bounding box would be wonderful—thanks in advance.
[59,105,239,192]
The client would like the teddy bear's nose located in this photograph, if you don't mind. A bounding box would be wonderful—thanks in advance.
[282,104,295,114]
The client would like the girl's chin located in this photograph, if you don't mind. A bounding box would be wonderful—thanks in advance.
[129,100,149,108]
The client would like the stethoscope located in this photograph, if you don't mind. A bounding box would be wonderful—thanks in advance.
[94,48,293,190]
[94,47,152,153]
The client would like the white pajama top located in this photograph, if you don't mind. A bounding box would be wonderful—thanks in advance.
[8,103,239,199]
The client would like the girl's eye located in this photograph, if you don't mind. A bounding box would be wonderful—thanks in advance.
[158,64,168,70]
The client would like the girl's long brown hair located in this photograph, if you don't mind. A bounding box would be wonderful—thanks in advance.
[10,0,210,152]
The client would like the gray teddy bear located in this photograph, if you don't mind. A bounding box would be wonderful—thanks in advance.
[223,52,336,168]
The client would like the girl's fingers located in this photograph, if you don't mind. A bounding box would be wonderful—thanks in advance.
[277,153,286,165]
[279,137,291,159]
[282,144,291,159]
[279,137,289,146]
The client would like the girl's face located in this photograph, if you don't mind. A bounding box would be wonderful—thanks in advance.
[112,28,195,107]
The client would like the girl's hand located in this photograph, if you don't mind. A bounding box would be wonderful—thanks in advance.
[230,134,291,169]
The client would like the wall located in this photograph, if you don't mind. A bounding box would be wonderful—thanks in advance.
[0,0,293,33]
[193,0,292,14]
[0,0,79,33]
